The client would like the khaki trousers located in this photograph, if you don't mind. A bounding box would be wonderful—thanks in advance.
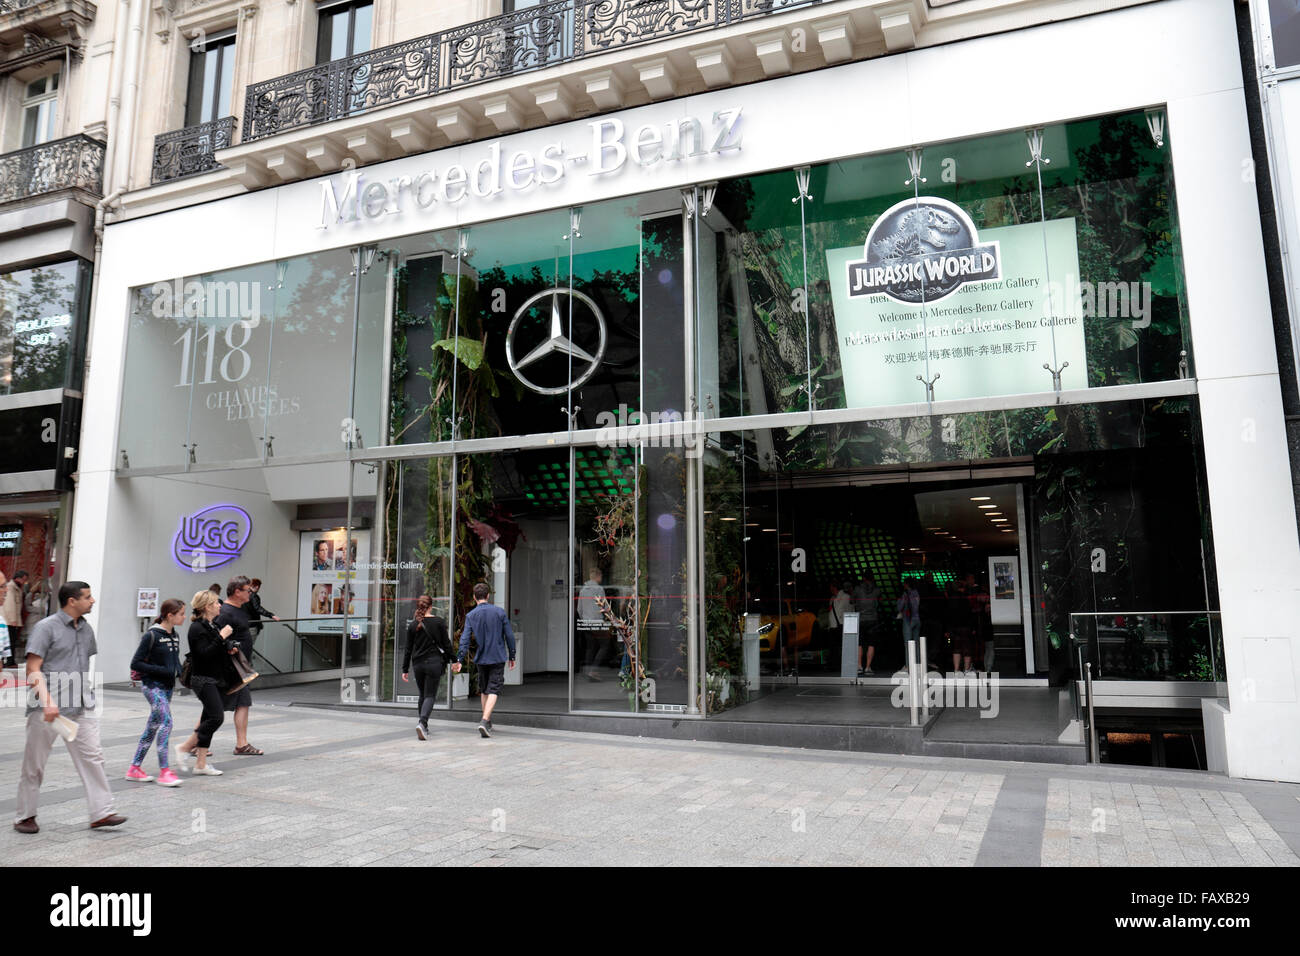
[15,710,115,824]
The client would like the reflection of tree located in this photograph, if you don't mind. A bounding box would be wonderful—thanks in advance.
[1,264,77,394]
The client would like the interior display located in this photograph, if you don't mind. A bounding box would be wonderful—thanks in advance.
[988,555,1022,625]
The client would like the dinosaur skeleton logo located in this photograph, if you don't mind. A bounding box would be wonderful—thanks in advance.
[506,287,607,395]
[846,197,1000,304]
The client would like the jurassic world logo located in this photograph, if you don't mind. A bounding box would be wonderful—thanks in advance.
[846,198,1000,304]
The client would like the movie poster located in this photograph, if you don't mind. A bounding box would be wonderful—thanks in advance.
[297,530,370,634]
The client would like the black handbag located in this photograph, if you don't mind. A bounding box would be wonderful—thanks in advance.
[179,652,194,689]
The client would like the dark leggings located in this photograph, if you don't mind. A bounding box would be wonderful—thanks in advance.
[193,680,226,748]
[413,657,445,724]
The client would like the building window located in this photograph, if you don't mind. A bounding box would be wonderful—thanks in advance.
[317,0,373,63]
[503,0,544,11]
[185,29,237,127]
[21,73,60,148]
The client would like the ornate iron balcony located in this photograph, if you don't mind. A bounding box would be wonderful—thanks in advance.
[0,134,105,205]
[243,0,823,143]
[152,116,237,185]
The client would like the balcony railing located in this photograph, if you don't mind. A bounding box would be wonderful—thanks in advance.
[0,134,105,204]
[243,0,824,143]
[152,116,237,185]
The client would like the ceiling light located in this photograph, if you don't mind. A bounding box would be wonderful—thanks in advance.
[719,517,738,522]
[991,518,1008,523]
[970,496,991,501]
[978,505,997,510]
[986,512,1002,517]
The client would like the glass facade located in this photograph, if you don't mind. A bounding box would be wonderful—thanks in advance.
[114,107,1220,721]
[0,259,90,396]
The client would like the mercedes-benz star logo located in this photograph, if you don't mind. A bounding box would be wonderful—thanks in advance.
[505,287,607,396]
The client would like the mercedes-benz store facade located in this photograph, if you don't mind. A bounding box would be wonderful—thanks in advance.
[74,0,1300,781]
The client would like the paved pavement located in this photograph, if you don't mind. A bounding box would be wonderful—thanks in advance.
[2,688,1298,866]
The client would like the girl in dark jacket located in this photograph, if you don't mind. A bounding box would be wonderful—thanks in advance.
[126,598,186,786]
[401,594,452,739]
[176,590,239,776]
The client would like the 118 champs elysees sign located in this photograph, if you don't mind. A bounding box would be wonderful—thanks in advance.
[846,198,1001,303]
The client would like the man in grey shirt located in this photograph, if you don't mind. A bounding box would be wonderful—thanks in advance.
[13,581,125,834]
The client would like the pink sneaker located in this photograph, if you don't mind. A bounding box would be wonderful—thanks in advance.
[124,765,153,783]
[156,768,183,787]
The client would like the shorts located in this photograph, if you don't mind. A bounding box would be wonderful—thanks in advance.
[477,662,506,696]
[858,621,880,647]
[223,685,252,710]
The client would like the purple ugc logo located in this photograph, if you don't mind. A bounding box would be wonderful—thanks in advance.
[172,504,252,573]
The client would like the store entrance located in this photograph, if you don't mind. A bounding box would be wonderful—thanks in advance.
[736,468,1038,691]
[0,500,63,661]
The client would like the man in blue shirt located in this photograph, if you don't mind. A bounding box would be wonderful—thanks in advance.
[452,582,516,738]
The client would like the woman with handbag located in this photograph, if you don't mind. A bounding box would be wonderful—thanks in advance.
[125,598,186,786]
[175,590,239,776]
[400,594,452,740]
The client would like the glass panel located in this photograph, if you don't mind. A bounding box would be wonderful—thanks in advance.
[435,208,573,440]
[463,450,567,711]
[184,263,276,465]
[217,42,236,120]
[639,441,692,708]
[1040,111,1190,386]
[380,456,455,704]
[201,46,219,123]
[0,260,82,395]
[21,107,38,148]
[267,249,356,459]
[352,249,387,452]
[388,231,462,445]
[573,445,637,710]
[707,169,811,418]
[702,432,750,712]
[119,280,195,470]
[352,2,373,55]
[701,114,1193,421]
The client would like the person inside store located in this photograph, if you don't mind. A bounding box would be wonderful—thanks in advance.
[896,577,922,672]
[4,569,29,662]
[401,594,453,740]
[579,567,612,680]
[246,578,280,637]
[855,574,882,676]
[946,574,978,675]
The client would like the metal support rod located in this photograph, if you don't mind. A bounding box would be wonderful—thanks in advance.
[907,638,919,727]
[920,632,930,721]
[1085,661,1098,764]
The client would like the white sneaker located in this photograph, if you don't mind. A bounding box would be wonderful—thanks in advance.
[192,764,223,776]
[175,743,195,771]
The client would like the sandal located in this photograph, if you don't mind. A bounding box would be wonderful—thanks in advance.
[232,744,264,756]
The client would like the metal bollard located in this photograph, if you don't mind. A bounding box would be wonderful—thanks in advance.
[907,638,919,727]
[919,633,930,720]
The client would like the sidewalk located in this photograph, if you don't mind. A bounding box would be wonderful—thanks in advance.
[2,688,1297,866]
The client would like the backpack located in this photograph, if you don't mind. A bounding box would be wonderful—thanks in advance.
[130,627,160,682]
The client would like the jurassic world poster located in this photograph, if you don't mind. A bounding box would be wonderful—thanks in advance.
[827,210,1087,409]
